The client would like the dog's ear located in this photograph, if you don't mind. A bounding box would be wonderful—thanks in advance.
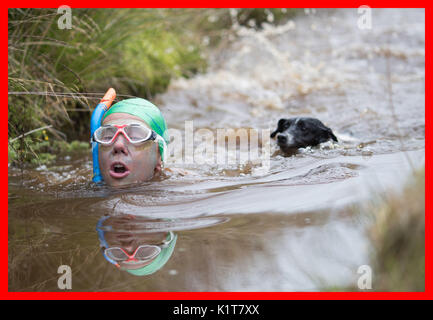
[318,121,338,143]
[277,118,287,128]
[271,118,288,138]
[328,129,338,142]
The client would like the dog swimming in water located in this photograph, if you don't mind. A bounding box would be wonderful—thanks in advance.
[271,117,338,153]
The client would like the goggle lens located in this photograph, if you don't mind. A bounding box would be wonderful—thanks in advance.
[96,126,118,143]
[124,125,152,142]
[134,246,161,260]
[105,248,129,261]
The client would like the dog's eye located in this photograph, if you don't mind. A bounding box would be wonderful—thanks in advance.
[298,122,306,131]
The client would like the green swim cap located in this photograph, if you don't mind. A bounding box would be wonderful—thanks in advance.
[102,98,169,161]
[125,234,177,276]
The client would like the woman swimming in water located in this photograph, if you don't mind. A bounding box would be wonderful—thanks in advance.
[91,88,169,187]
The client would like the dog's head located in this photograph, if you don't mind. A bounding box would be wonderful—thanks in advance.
[271,117,338,152]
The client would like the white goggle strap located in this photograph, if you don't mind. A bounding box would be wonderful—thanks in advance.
[155,134,168,164]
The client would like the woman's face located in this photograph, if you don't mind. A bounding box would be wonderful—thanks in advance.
[98,113,161,187]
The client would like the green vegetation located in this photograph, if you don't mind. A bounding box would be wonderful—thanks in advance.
[8,131,89,166]
[368,168,425,291]
[8,8,297,166]
[325,168,425,292]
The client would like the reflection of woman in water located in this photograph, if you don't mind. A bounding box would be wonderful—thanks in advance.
[96,215,177,276]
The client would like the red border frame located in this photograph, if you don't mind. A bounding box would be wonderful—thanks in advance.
[4,2,430,300]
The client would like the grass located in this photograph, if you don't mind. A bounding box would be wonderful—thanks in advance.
[8,133,89,166]
[8,8,206,159]
[368,168,425,292]
[324,168,425,292]
[8,8,298,166]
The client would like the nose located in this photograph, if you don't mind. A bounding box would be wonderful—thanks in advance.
[123,245,135,256]
[277,134,287,144]
[118,238,136,255]
[112,134,129,156]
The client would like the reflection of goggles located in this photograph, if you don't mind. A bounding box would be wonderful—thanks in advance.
[104,231,174,264]
[97,215,177,275]
[92,123,157,146]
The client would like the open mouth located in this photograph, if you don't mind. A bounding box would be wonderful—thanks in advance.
[109,162,130,179]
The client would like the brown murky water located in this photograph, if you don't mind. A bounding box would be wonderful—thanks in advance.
[8,8,424,291]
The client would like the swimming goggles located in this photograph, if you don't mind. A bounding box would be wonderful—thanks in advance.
[92,123,157,146]
[103,231,174,263]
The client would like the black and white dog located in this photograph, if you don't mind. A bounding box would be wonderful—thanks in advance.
[271,117,338,153]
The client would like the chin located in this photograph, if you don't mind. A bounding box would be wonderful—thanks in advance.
[278,144,299,155]
[107,181,133,188]
[106,180,138,188]
[104,175,155,188]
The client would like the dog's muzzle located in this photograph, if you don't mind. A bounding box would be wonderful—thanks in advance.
[276,132,295,147]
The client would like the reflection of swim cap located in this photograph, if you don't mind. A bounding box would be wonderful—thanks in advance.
[102,98,169,161]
